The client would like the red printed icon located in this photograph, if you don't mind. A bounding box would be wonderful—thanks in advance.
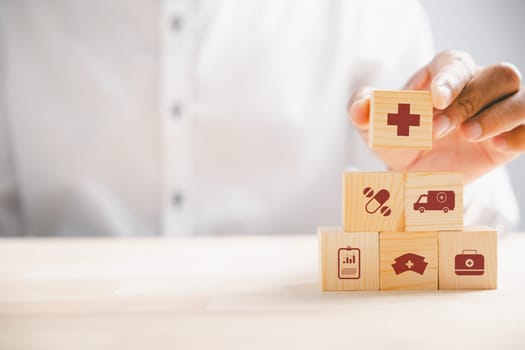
[363,187,391,216]
[391,253,428,275]
[455,250,485,276]
[338,246,361,279]
[387,103,421,136]
[413,190,455,213]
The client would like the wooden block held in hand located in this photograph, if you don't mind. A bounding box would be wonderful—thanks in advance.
[405,172,463,232]
[379,231,438,290]
[343,172,404,232]
[369,90,433,150]
[318,227,379,291]
[439,227,497,290]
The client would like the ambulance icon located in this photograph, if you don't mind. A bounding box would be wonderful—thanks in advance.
[413,190,455,213]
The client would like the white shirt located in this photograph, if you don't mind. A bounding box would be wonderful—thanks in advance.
[0,0,519,236]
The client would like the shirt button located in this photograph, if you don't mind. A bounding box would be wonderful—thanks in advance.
[172,103,182,119]
[172,191,184,208]
[171,16,183,32]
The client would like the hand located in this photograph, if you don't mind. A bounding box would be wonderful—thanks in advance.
[348,50,524,183]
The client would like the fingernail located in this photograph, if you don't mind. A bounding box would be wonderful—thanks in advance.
[355,96,368,105]
[434,115,451,138]
[462,121,483,141]
[493,136,510,152]
[350,97,367,111]
[437,84,452,107]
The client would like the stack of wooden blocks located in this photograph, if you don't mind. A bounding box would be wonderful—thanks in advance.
[319,90,497,291]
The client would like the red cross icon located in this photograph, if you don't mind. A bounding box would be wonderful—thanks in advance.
[387,103,421,136]
[405,260,414,269]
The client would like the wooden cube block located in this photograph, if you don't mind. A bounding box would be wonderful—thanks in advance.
[405,172,463,231]
[343,172,404,232]
[439,227,497,290]
[369,90,433,150]
[318,227,379,291]
[379,231,438,290]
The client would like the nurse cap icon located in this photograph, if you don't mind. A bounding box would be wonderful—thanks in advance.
[391,253,428,275]
[363,187,391,216]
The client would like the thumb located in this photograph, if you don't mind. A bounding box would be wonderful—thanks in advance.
[348,86,374,131]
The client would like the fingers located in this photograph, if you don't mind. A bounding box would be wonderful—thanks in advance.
[351,56,524,154]
[348,86,373,131]
[461,88,525,141]
[427,50,478,110]
[493,125,525,152]
[438,63,522,138]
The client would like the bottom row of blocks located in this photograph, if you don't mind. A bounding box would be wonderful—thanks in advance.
[318,226,497,291]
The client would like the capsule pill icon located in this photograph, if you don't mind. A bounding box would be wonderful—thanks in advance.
[363,187,391,216]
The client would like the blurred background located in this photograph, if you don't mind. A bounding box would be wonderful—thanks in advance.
[422,0,525,230]
[1,0,524,235]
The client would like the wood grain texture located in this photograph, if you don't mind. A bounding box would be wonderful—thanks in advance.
[369,90,433,149]
[439,227,497,290]
[343,172,404,232]
[405,172,463,231]
[318,227,379,291]
[379,231,438,290]
[1,235,525,350]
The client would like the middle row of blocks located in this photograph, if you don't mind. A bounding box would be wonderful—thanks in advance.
[343,171,463,232]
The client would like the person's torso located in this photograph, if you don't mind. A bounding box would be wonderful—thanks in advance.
[2,0,429,235]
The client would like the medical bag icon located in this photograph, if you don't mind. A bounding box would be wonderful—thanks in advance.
[338,246,361,279]
[455,250,485,276]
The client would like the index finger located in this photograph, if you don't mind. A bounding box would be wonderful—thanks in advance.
[405,50,478,110]
[430,50,478,110]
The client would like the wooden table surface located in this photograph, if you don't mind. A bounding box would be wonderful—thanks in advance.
[1,234,524,350]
